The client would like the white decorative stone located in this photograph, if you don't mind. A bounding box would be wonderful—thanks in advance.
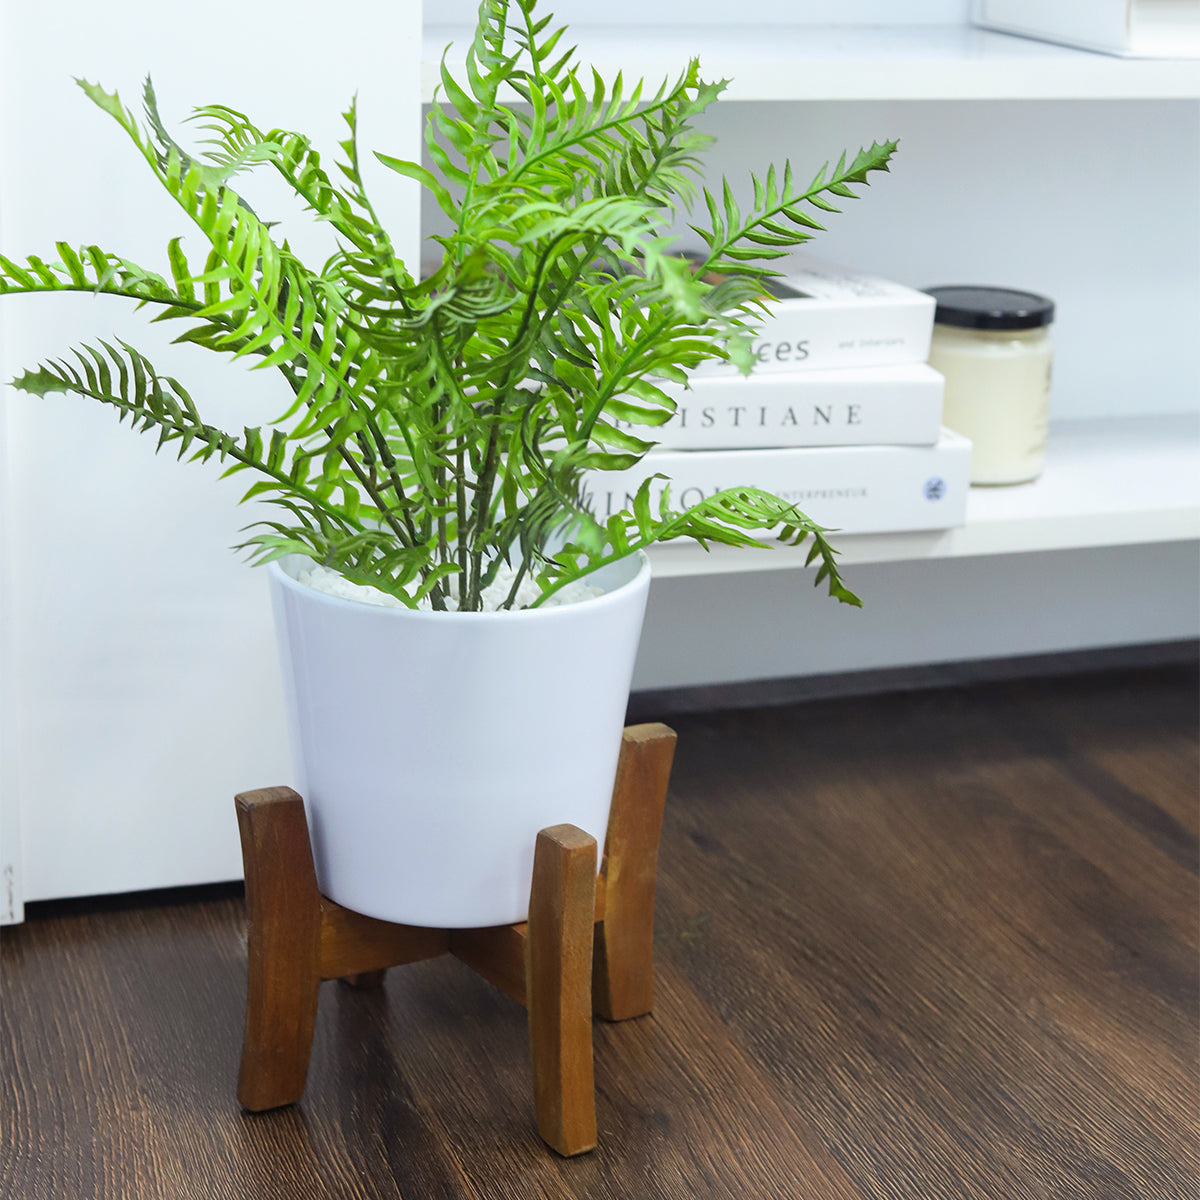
[295,562,603,611]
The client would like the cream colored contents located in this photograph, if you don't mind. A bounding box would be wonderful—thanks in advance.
[928,325,1053,485]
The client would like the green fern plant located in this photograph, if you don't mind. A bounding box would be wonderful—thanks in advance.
[1,0,895,611]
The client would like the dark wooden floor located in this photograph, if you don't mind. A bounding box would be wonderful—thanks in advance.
[3,665,1197,1200]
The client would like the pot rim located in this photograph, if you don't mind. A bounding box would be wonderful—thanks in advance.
[266,549,651,622]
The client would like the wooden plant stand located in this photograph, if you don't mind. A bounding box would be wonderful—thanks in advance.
[234,723,676,1157]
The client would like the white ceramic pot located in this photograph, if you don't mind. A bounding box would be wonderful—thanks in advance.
[267,552,651,927]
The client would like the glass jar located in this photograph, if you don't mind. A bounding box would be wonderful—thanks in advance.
[925,285,1055,485]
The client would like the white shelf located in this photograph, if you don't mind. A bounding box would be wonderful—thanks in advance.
[423,24,1200,103]
[646,414,1200,580]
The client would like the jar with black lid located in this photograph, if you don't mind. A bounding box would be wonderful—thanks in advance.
[925,285,1055,485]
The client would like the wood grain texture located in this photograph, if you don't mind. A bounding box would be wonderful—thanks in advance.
[526,824,599,1157]
[318,900,448,981]
[449,923,529,1007]
[593,723,676,1021]
[3,665,1197,1199]
[234,787,322,1113]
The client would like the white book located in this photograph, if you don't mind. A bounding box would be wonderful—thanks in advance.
[623,363,945,450]
[692,255,935,377]
[973,0,1200,58]
[585,428,972,535]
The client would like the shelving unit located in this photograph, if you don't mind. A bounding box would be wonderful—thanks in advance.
[412,12,1197,692]
[648,415,1200,578]
[422,24,1200,585]
[424,24,1200,102]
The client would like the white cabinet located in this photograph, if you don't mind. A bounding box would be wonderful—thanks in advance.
[0,0,422,918]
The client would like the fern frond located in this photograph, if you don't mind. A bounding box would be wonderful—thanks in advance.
[10,339,356,513]
[533,481,861,608]
[4,2,896,610]
[0,243,176,304]
[695,140,898,273]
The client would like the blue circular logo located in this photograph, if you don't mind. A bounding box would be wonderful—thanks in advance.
[924,477,946,501]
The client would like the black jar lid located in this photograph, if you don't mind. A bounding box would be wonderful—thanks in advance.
[925,285,1055,331]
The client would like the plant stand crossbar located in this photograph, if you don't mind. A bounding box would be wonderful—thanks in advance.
[234,723,676,1157]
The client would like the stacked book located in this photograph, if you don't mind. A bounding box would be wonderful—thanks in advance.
[587,256,972,537]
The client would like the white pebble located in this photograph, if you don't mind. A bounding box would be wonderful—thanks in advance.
[295,562,602,611]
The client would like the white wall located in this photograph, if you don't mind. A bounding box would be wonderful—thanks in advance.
[1,0,422,906]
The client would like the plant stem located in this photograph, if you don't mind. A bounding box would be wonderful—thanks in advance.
[456,442,469,607]
[273,294,424,553]
[469,419,502,608]
[430,386,450,609]
[499,556,531,610]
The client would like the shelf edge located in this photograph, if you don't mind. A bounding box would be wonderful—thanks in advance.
[646,507,1200,579]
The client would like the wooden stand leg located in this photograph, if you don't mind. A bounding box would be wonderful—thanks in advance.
[593,724,676,1021]
[235,787,322,1112]
[526,824,598,1157]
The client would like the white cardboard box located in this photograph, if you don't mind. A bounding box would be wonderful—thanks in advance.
[627,363,945,450]
[585,427,973,536]
[973,0,1200,59]
[693,256,935,377]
